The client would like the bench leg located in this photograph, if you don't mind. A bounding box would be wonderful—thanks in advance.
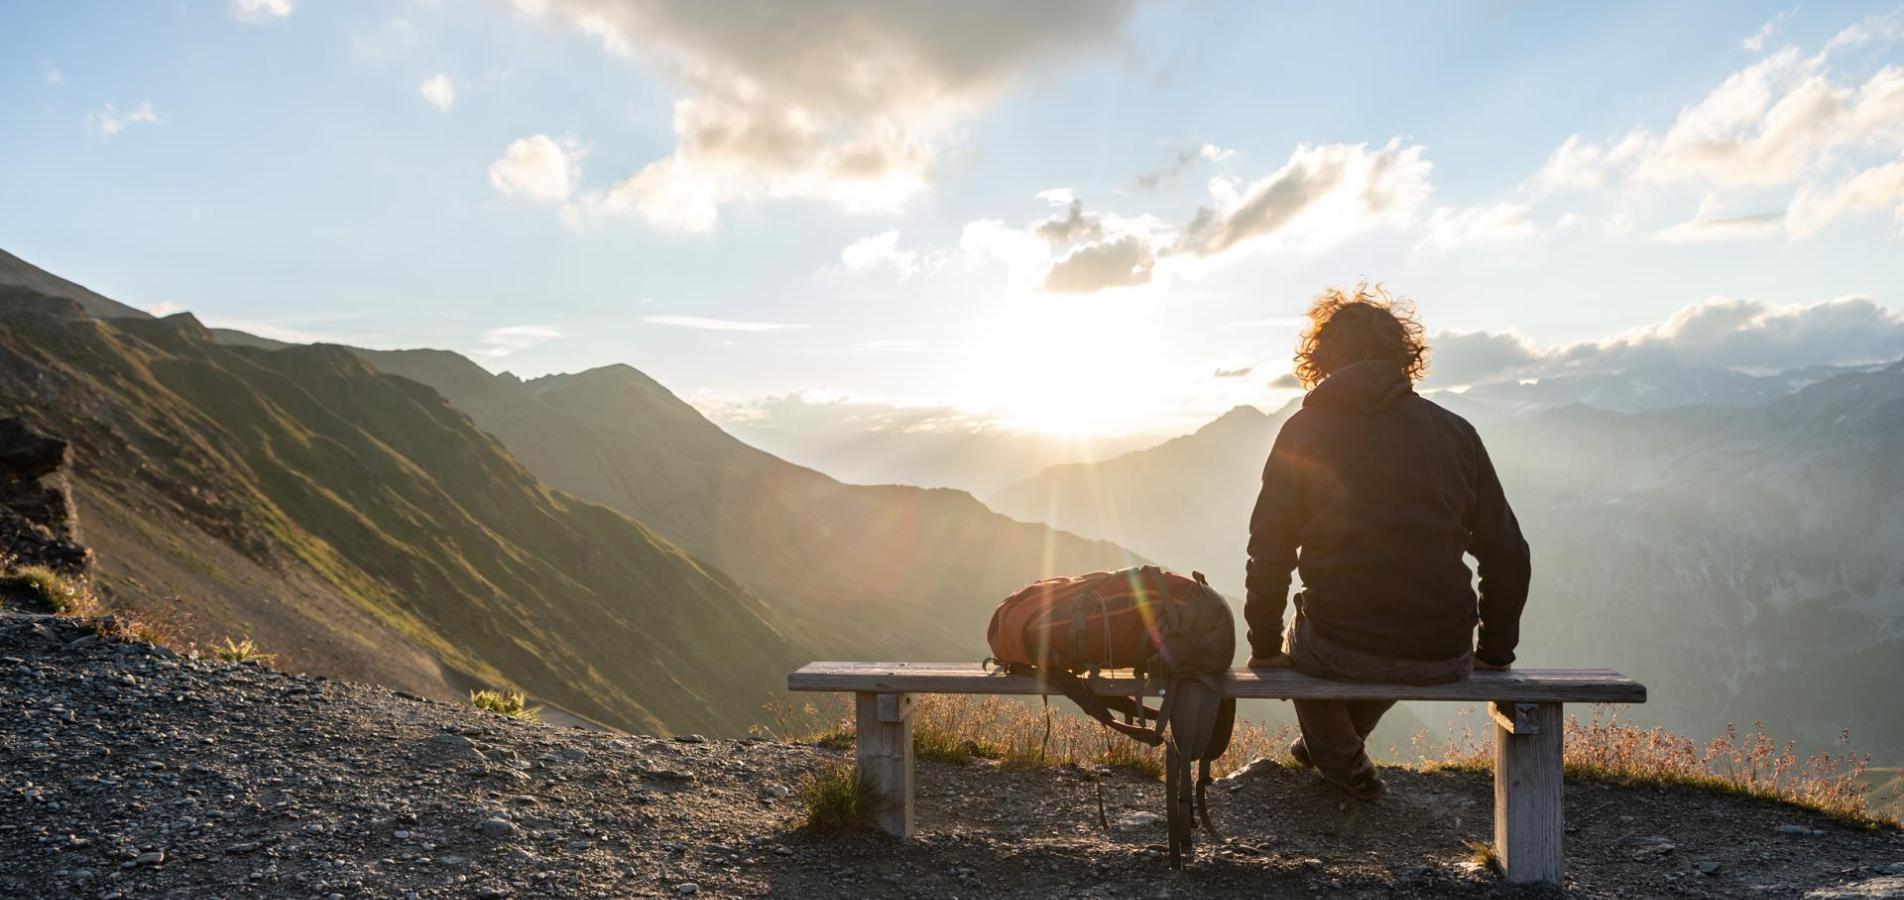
[1493,701,1564,885]
[855,691,914,837]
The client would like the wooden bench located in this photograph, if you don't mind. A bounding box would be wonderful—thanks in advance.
[788,661,1646,885]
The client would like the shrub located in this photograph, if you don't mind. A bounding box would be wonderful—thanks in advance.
[469,688,540,721]
[797,761,879,833]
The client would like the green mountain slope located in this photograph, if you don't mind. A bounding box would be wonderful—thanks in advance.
[0,287,793,734]
[356,350,1140,663]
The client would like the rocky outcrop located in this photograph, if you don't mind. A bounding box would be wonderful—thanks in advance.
[0,417,89,572]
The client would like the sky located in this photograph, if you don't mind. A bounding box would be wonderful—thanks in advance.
[3,1,1903,440]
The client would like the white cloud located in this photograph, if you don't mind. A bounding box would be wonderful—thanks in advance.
[478,324,562,357]
[488,135,585,203]
[1043,234,1156,293]
[87,101,159,138]
[1536,14,1904,239]
[642,315,809,332]
[231,0,293,23]
[513,0,1136,232]
[1429,295,1904,384]
[1787,159,1904,238]
[419,74,456,111]
[840,230,923,278]
[1741,8,1793,53]
[41,60,61,86]
[1416,202,1541,253]
[1179,140,1431,257]
[1535,132,1650,191]
[1654,194,1785,243]
[1134,142,1236,189]
[955,141,1433,294]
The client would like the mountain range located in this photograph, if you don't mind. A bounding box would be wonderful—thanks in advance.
[991,360,1904,759]
[0,250,1132,736]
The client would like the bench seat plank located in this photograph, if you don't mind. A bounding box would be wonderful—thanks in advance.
[788,662,1645,704]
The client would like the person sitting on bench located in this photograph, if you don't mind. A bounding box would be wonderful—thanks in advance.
[1244,283,1532,801]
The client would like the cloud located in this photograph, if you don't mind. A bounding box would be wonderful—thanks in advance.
[1536,15,1904,238]
[515,0,1136,232]
[1741,8,1793,53]
[1416,202,1541,253]
[1213,365,1253,378]
[1427,295,1904,385]
[231,0,293,23]
[419,74,456,111]
[1041,234,1156,293]
[1787,159,1904,238]
[1134,142,1235,190]
[840,230,922,278]
[488,135,585,203]
[87,101,159,138]
[1179,140,1431,257]
[478,325,562,358]
[958,141,1433,294]
[41,60,61,86]
[642,315,809,332]
[1654,195,1784,243]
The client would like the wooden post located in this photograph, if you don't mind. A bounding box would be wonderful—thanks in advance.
[1493,701,1564,885]
[855,691,914,837]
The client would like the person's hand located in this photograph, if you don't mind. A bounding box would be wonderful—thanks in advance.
[1474,658,1511,671]
[1247,653,1293,669]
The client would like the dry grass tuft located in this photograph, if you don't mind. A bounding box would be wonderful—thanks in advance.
[1417,707,1898,829]
[1,565,96,615]
[797,761,880,833]
[773,693,1898,828]
[773,693,1296,780]
[213,636,275,664]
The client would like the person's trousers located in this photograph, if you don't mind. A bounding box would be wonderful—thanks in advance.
[1291,696,1394,784]
[1283,607,1473,785]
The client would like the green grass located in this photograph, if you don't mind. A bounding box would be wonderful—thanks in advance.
[797,761,880,834]
[469,688,541,721]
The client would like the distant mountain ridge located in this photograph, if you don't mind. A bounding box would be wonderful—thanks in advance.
[990,361,1904,759]
[357,349,1138,665]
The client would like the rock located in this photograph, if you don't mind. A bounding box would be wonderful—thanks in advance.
[1804,876,1904,899]
[1115,812,1162,829]
[474,887,509,899]
[478,817,518,839]
[1778,824,1825,836]
[1697,861,1721,876]
[674,735,707,744]
[133,850,164,867]
[422,733,485,763]
[674,883,699,896]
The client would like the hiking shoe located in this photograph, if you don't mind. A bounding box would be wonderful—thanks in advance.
[1318,767,1386,803]
[1289,737,1314,769]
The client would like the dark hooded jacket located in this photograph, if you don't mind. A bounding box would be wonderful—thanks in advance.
[1244,360,1531,666]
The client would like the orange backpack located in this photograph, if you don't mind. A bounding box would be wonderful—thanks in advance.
[986,565,1237,866]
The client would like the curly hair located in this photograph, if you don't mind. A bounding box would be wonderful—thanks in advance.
[1291,281,1429,389]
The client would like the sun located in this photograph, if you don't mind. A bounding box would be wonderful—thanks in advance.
[958,293,1177,439]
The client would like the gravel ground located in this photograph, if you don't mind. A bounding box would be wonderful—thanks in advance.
[2,610,1900,899]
